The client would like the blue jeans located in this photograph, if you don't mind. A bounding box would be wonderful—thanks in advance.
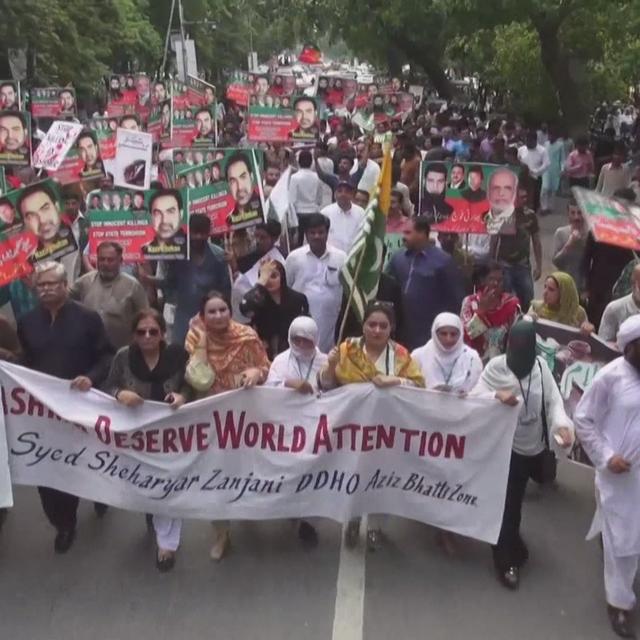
[502,263,534,312]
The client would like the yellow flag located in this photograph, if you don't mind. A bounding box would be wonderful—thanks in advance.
[377,143,392,216]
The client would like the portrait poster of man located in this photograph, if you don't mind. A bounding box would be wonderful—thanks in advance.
[30,86,77,118]
[32,121,83,172]
[168,78,218,147]
[141,187,188,259]
[147,98,172,146]
[86,188,151,262]
[4,179,78,263]
[179,148,265,235]
[114,128,153,191]
[0,109,32,166]
[418,162,520,235]
[186,74,217,108]
[0,193,37,286]
[0,81,21,111]
[88,114,143,160]
[269,73,297,97]
[247,95,319,143]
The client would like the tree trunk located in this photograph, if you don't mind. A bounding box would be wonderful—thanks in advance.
[393,37,454,100]
[534,20,589,136]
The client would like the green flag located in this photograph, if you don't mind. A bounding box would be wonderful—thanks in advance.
[339,195,388,324]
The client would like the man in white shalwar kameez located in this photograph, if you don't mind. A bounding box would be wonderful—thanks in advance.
[575,315,640,638]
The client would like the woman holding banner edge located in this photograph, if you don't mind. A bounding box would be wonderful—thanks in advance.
[319,301,424,548]
[105,308,191,573]
[185,290,270,561]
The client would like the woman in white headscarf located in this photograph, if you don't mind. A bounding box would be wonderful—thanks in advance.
[267,316,327,546]
[412,312,483,394]
[411,312,483,555]
[267,316,328,393]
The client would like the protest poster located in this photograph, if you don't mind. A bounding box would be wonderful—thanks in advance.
[169,79,217,147]
[30,86,77,118]
[0,110,32,166]
[48,128,107,186]
[106,73,152,121]
[185,75,217,108]
[225,71,253,106]
[147,98,172,146]
[170,146,219,182]
[89,114,143,160]
[1,179,77,264]
[418,161,521,235]
[573,186,640,251]
[533,318,619,466]
[316,74,357,109]
[113,129,153,191]
[269,72,297,97]
[86,186,189,261]
[0,190,37,287]
[248,95,319,143]
[178,148,265,235]
[32,121,83,171]
[0,362,519,544]
[0,80,21,111]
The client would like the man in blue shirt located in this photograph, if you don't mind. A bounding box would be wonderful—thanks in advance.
[386,217,465,350]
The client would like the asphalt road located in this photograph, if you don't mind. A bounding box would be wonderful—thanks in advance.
[0,460,615,640]
[4,202,617,640]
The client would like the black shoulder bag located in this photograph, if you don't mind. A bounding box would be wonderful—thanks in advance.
[529,359,557,485]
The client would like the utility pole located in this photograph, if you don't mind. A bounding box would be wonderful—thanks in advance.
[161,0,176,78]
[177,0,189,83]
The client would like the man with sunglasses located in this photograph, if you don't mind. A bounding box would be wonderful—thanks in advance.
[70,241,149,349]
[16,261,115,554]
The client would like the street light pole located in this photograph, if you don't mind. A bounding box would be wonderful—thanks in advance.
[161,0,176,78]
[177,0,189,82]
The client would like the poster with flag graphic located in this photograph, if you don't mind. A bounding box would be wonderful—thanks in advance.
[339,148,391,324]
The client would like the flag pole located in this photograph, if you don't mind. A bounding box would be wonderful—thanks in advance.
[337,241,368,345]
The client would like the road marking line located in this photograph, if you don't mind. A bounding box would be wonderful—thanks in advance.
[331,516,367,640]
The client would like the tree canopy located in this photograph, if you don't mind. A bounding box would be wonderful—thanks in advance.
[1,0,639,130]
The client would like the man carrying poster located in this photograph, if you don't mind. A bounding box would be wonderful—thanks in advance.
[0,110,31,166]
[16,181,78,262]
[142,188,188,259]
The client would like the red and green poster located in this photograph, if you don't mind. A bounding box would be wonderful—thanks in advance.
[86,187,189,262]
[573,186,640,251]
[418,161,522,235]
[248,96,319,143]
[177,149,264,235]
[30,86,77,118]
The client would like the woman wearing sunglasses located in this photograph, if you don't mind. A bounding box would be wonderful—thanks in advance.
[105,308,192,573]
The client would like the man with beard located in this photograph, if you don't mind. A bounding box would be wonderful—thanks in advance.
[0,110,28,157]
[194,107,215,141]
[0,82,19,110]
[76,131,105,178]
[226,151,262,225]
[420,162,454,224]
[18,182,77,261]
[484,167,518,235]
[142,189,187,259]
[290,97,318,140]
[263,164,281,199]
[449,163,466,191]
[575,315,640,639]
[461,165,488,203]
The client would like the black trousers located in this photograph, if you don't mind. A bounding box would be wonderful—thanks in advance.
[492,451,543,572]
[569,177,590,189]
[38,487,79,533]
[530,176,542,212]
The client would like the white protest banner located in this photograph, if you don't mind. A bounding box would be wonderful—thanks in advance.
[0,394,11,507]
[31,121,83,171]
[0,363,518,543]
[113,128,153,191]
